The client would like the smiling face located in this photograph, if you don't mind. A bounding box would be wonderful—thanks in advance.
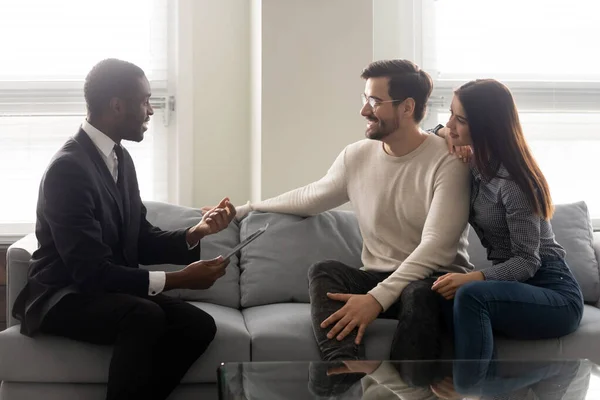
[446,95,472,147]
[359,77,404,141]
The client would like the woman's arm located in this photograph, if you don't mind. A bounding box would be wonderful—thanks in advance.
[481,179,542,281]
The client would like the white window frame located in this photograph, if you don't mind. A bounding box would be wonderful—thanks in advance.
[0,0,196,245]
[373,0,600,229]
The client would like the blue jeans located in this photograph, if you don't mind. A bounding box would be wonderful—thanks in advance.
[441,258,584,387]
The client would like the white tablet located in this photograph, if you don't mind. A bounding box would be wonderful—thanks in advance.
[222,223,269,262]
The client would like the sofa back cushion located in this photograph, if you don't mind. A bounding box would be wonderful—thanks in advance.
[142,201,242,308]
[239,201,600,308]
[238,210,363,307]
[467,201,599,303]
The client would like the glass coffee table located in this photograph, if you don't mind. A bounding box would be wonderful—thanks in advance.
[218,359,600,399]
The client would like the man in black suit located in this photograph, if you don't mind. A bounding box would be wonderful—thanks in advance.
[12,58,235,400]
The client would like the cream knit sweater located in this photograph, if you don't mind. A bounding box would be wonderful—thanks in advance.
[236,135,472,311]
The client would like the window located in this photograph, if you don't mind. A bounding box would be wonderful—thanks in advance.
[412,0,600,223]
[0,0,171,237]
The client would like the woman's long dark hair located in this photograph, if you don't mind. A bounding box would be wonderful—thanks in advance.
[455,79,554,220]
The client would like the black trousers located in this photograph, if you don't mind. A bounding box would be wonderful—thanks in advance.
[307,260,446,397]
[308,260,443,362]
[40,293,217,400]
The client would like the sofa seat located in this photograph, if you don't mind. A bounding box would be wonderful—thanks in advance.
[243,303,400,361]
[495,304,600,363]
[242,303,600,364]
[0,303,250,384]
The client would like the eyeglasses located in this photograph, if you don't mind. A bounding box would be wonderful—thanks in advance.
[361,93,404,108]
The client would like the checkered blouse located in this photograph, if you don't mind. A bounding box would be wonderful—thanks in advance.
[469,165,566,281]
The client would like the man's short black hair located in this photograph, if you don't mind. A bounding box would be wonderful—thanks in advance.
[360,59,433,123]
[84,58,146,116]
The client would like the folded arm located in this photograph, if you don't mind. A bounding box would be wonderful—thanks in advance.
[236,148,350,219]
[368,157,471,311]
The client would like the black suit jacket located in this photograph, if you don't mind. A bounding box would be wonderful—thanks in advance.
[13,129,200,336]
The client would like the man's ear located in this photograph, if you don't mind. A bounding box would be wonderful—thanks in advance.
[109,97,124,117]
[402,98,415,118]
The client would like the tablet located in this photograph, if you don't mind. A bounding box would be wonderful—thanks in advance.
[222,223,269,262]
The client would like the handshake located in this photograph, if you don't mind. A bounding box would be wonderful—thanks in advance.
[165,197,237,291]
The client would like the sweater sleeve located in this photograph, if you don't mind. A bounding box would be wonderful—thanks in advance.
[235,147,350,219]
[368,156,471,311]
[361,362,438,400]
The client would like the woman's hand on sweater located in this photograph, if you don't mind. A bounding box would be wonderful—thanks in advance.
[432,271,485,300]
[320,293,383,345]
[326,360,382,376]
[437,127,472,163]
[431,377,462,400]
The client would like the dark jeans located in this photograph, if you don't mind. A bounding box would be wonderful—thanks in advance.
[40,293,217,400]
[307,260,445,396]
[441,258,584,389]
[453,360,581,399]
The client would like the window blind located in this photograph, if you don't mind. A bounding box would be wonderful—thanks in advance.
[0,0,170,236]
[418,0,600,221]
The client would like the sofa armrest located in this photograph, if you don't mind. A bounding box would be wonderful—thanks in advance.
[6,234,38,327]
[593,232,600,308]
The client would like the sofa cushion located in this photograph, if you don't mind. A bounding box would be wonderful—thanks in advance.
[238,211,363,307]
[0,303,250,384]
[467,201,600,304]
[551,202,600,303]
[142,201,242,308]
[242,303,396,361]
[242,303,600,364]
[6,233,39,327]
[494,305,600,364]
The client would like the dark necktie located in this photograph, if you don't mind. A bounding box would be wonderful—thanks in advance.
[113,144,126,194]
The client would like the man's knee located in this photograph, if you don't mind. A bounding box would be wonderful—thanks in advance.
[122,298,166,337]
[307,260,347,284]
[400,278,440,314]
[183,308,217,351]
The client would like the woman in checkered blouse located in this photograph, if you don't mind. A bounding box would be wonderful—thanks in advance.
[431,79,584,388]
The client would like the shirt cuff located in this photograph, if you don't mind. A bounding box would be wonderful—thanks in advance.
[235,201,253,221]
[148,271,166,296]
[187,239,199,250]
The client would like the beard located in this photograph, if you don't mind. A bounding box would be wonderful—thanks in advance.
[364,115,399,141]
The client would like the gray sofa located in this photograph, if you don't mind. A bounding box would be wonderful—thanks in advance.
[1,200,599,399]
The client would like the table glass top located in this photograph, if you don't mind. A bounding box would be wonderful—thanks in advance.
[218,359,600,399]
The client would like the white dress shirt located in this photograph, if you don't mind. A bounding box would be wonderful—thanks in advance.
[81,120,166,296]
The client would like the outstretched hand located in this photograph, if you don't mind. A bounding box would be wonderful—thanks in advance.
[195,197,236,237]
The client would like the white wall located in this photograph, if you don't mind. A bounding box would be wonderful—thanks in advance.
[190,0,373,207]
[191,0,251,208]
[254,0,373,201]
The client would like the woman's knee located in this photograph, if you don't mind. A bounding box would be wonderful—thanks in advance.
[454,281,488,305]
